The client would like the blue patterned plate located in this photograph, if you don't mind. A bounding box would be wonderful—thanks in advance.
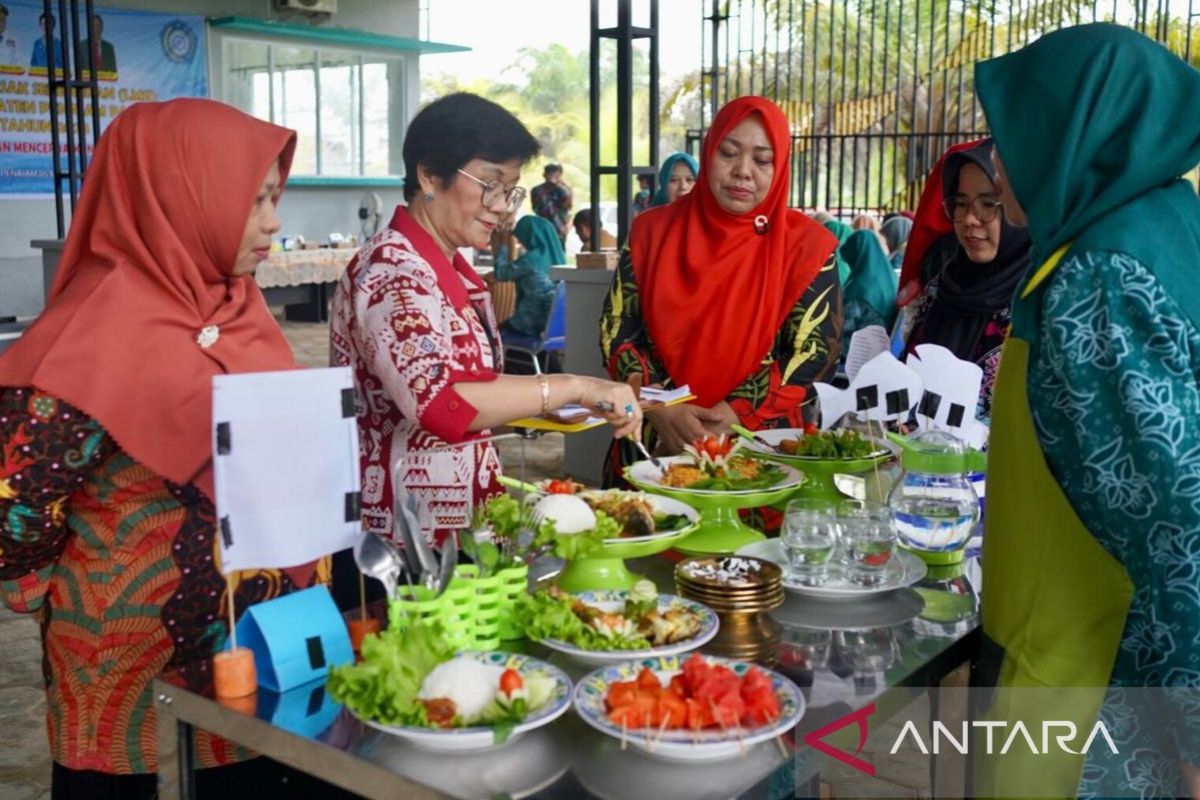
[537,591,720,667]
[573,655,804,762]
[356,651,573,751]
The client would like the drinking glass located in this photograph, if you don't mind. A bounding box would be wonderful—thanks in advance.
[782,498,840,586]
[838,500,896,586]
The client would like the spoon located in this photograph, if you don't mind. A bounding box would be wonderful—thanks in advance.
[353,532,404,600]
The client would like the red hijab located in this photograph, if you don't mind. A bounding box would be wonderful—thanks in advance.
[0,99,298,499]
[896,138,988,306]
[631,96,836,407]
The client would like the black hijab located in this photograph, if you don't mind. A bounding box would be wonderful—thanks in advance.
[917,139,1032,361]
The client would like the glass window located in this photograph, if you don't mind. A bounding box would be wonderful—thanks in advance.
[220,37,403,178]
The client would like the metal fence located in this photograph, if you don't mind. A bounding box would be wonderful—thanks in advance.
[688,0,1199,213]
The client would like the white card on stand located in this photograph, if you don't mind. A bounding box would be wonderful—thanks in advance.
[906,344,988,446]
[213,367,362,574]
[814,352,922,428]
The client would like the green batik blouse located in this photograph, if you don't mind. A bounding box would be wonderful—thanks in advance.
[1028,250,1200,797]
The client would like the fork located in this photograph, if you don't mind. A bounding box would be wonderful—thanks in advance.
[629,435,665,472]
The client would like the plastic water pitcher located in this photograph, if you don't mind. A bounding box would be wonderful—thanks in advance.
[886,431,981,566]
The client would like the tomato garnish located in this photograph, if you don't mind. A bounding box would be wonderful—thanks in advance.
[499,667,524,696]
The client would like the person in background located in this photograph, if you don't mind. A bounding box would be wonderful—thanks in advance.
[493,215,562,338]
[79,13,117,76]
[632,174,653,216]
[572,207,618,250]
[530,162,573,243]
[850,212,881,233]
[0,99,352,799]
[650,152,699,207]
[895,138,1030,420]
[601,96,839,475]
[822,217,854,285]
[29,12,60,69]
[331,93,640,544]
[0,4,20,68]
[880,213,913,269]
[972,23,1200,799]
[839,229,897,352]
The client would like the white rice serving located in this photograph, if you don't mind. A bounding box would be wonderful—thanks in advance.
[417,656,504,722]
[533,494,596,534]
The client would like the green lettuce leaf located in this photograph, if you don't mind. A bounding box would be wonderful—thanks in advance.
[517,590,650,651]
[326,624,454,726]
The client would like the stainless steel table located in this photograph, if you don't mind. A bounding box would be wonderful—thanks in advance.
[154,556,980,800]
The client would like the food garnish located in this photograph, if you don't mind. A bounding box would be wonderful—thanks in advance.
[518,584,704,651]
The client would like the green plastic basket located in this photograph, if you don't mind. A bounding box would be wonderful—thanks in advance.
[387,564,528,650]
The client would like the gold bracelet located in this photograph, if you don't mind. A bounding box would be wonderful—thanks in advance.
[538,374,550,416]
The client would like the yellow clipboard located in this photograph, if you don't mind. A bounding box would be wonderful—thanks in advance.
[508,394,696,434]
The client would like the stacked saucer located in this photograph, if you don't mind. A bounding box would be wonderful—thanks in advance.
[675,556,784,664]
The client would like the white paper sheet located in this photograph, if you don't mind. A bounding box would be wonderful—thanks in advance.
[213,367,362,574]
[845,326,892,383]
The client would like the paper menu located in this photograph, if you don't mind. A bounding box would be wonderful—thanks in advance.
[511,385,695,433]
[212,367,362,574]
[844,326,892,383]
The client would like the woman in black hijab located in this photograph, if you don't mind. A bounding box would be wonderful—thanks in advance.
[898,138,1031,420]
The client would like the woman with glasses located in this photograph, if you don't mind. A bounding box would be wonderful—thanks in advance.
[600,96,839,474]
[492,215,563,339]
[894,138,1031,420]
[330,92,640,543]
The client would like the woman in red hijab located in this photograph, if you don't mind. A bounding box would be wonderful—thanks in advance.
[600,96,840,472]
[0,100,348,799]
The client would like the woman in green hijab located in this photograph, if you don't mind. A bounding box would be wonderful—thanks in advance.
[493,215,564,337]
[822,218,854,284]
[973,24,1200,798]
[839,229,897,352]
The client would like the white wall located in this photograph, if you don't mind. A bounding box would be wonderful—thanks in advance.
[0,0,425,318]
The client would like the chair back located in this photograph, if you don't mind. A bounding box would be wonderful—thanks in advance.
[543,280,566,349]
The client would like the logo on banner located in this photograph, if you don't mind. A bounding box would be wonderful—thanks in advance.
[804,703,877,776]
[161,20,197,63]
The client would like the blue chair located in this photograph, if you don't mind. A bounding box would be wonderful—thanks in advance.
[502,280,566,375]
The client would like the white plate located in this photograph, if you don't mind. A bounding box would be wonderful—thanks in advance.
[626,456,804,497]
[573,655,804,762]
[736,539,927,601]
[743,428,893,461]
[356,652,573,752]
[574,492,700,543]
[537,591,719,666]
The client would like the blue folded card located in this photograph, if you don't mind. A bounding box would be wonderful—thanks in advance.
[232,585,353,692]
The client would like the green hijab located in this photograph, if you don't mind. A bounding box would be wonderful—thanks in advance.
[822,219,854,285]
[975,23,1200,324]
[513,215,566,270]
[650,152,699,207]
[841,229,898,327]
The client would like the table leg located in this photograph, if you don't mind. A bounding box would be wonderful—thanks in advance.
[929,662,971,797]
[155,689,197,800]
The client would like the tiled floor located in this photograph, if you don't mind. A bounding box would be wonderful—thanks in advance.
[0,315,935,799]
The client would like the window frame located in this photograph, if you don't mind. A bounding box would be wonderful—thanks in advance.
[209,29,410,182]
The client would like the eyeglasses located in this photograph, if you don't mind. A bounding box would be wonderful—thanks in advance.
[943,193,1003,224]
[456,169,526,215]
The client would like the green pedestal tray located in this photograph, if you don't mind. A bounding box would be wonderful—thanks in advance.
[624,456,805,555]
[737,428,898,504]
[552,495,700,593]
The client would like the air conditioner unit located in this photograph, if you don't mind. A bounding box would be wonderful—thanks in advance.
[275,0,338,14]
